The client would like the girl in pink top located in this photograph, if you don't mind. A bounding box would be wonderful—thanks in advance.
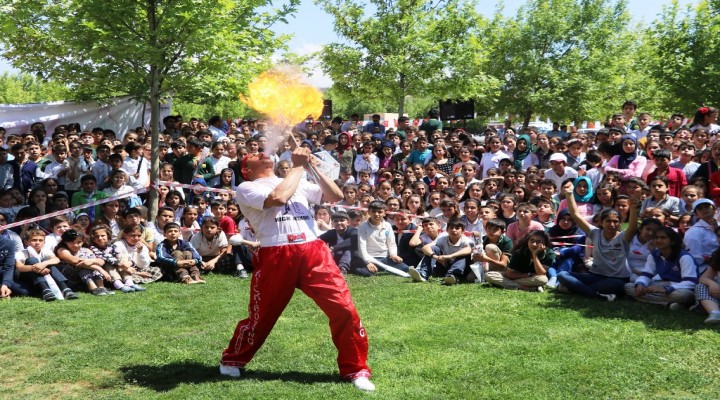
[605,135,647,181]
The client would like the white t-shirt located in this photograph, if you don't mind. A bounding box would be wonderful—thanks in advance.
[190,231,229,257]
[235,176,322,246]
[543,167,578,191]
[479,151,506,178]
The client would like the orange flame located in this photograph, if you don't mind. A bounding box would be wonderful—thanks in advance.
[241,68,324,126]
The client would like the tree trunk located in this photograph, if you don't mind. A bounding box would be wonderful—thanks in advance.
[147,0,160,221]
[148,65,160,221]
[522,111,532,129]
[397,74,405,117]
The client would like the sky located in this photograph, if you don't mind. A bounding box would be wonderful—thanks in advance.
[0,0,694,88]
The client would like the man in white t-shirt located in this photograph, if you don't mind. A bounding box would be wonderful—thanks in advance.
[219,147,375,392]
[543,153,578,190]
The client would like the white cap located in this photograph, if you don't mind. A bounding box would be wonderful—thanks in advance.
[549,153,567,163]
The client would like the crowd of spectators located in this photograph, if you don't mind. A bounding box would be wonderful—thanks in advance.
[2,104,720,325]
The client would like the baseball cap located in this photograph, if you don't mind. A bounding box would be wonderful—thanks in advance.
[692,198,715,212]
[549,153,567,163]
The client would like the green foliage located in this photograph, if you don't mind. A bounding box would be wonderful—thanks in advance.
[172,98,259,122]
[1,275,719,398]
[647,0,720,111]
[485,0,643,126]
[0,0,298,104]
[315,0,498,116]
[0,72,71,104]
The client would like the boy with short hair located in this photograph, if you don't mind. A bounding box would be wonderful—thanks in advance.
[210,201,237,237]
[473,218,511,276]
[406,137,432,166]
[70,175,108,221]
[123,207,156,258]
[647,149,686,197]
[319,211,365,276]
[156,222,205,284]
[670,142,700,179]
[640,176,681,223]
[42,144,69,188]
[357,201,409,276]
[543,153,578,190]
[411,218,473,285]
[14,229,79,301]
[533,198,556,230]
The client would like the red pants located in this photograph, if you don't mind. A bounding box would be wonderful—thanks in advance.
[221,240,370,379]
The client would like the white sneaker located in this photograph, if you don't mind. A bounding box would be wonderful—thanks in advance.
[408,267,426,282]
[597,293,616,302]
[668,303,683,311]
[352,377,375,392]
[219,364,242,377]
[704,312,720,324]
[443,275,457,286]
[546,276,558,288]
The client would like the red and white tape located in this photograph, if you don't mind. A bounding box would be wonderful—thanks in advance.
[0,189,147,232]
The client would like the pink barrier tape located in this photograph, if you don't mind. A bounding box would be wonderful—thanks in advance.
[551,241,593,248]
[0,188,147,232]
[157,180,235,195]
[548,234,585,239]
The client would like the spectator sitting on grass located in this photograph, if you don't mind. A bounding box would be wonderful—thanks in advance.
[156,222,205,284]
[624,227,696,310]
[697,245,720,324]
[555,183,639,302]
[506,202,545,246]
[409,218,473,285]
[319,211,365,276]
[89,224,144,293]
[114,225,162,284]
[10,229,79,301]
[190,217,234,275]
[486,230,554,292]
[357,201,409,276]
[55,229,113,296]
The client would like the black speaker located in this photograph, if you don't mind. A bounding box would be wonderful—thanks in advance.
[439,100,475,120]
[322,100,332,119]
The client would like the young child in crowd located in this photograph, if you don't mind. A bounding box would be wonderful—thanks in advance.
[114,225,162,284]
[411,218,473,285]
[190,217,234,274]
[13,229,79,301]
[506,202,545,246]
[89,224,145,293]
[156,222,205,284]
[357,201,410,277]
[486,230,554,292]
[55,229,114,296]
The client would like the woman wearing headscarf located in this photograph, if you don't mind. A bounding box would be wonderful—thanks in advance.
[604,135,647,181]
[546,209,587,288]
[513,134,539,171]
[558,176,595,219]
[336,132,355,173]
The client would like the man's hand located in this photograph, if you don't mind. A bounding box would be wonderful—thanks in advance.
[290,147,311,168]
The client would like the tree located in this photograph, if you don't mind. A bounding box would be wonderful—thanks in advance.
[315,0,497,117]
[0,0,297,218]
[0,73,71,104]
[647,0,720,112]
[485,0,636,127]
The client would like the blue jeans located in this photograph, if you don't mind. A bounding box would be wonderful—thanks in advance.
[418,246,467,279]
[557,271,628,298]
[14,257,69,296]
[547,246,584,278]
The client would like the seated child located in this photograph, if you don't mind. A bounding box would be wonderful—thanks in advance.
[506,202,545,246]
[190,217,235,274]
[486,230,554,292]
[156,222,205,284]
[624,227,696,309]
[11,229,79,300]
[698,246,720,324]
[89,224,145,293]
[472,218,511,279]
[357,201,410,276]
[114,225,163,284]
[410,218,473,285]
[55,229,114,296]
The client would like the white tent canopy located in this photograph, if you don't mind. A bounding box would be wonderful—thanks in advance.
[0,95,172,140]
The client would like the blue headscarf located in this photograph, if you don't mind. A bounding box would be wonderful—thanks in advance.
[617,135,637,169]
[513,134,532,171]
[573,176,594,203]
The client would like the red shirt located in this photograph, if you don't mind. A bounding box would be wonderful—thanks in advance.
[647,167,686,197]
[219,215,237,236]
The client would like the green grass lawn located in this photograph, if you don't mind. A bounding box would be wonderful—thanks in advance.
[2,274,718,399]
